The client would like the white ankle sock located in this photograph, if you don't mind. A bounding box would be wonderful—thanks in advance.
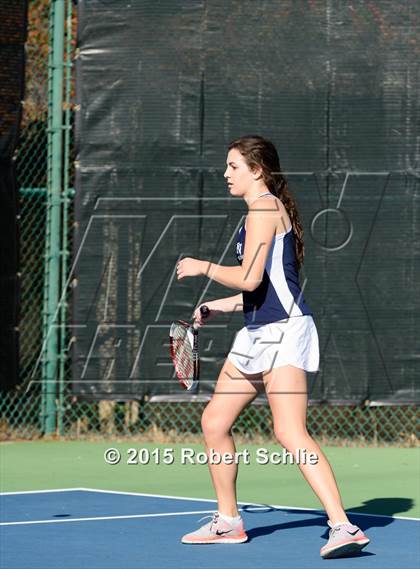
[218,511,241,524]
[331,521,349,528]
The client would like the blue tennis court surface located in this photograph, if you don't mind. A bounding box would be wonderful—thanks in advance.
[1,489,418,569]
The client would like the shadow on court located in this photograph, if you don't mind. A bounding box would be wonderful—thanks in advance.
[1,490,418,569]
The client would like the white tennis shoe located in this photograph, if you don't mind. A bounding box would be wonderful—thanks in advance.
[320,520,370,559]
[181,512,248,544]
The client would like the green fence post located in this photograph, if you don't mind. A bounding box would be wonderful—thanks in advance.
[57,0,74,436]
[42,0,66,435]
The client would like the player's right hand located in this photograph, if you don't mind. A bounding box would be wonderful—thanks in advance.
[193,304,215,326]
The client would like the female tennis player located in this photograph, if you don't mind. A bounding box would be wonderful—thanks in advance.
[176,135,370,559]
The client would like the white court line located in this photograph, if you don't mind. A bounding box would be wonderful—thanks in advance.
[1,487,419,523]
[0,488,84,496]
[78,488,420,522]
[0,506,271,527]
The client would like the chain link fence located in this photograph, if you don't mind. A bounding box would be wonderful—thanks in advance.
[0,0,418,447]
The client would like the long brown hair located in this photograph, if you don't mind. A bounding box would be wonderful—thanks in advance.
[228,134,305,270]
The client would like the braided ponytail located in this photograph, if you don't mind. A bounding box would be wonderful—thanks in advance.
[228,135,305,270]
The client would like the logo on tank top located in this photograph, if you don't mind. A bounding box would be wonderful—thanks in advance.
[236,241,243,261]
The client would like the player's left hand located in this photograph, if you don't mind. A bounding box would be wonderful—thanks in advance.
[176,257,206,280]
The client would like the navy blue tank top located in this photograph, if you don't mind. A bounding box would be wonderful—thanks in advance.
[235,193,313,327]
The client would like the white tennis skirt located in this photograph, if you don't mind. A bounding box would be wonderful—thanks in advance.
[227,315,320,374]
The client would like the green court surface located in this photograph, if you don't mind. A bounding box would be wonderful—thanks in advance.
[1,442,418,519]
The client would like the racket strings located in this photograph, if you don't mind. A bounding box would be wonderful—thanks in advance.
[171,325,194,380]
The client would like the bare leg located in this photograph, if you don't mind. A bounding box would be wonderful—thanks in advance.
[264,364,350,525]
[201,357,264,517]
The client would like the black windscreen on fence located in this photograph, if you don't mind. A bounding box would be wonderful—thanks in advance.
[0,1,27,390]
[73,1,419,404]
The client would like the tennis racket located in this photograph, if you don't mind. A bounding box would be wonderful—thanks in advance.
[169,305,210,390]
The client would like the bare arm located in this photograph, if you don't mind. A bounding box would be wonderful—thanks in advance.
[206,293,243,313]
[201,198,278,291]
[194,293,243,324]
[178,198,279,291]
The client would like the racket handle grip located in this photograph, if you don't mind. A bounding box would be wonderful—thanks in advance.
[200,305,210,319]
